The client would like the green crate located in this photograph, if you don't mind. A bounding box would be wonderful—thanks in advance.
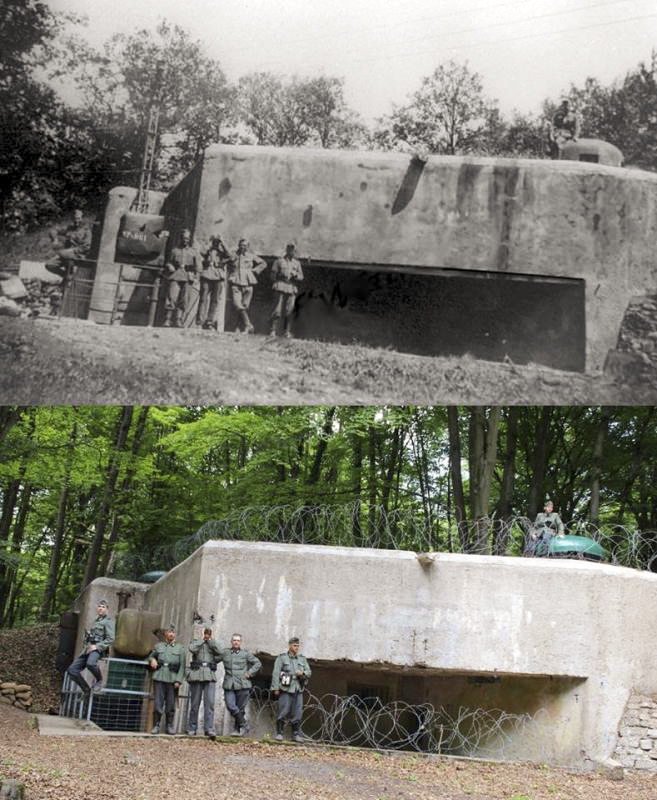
[105,659,149,692]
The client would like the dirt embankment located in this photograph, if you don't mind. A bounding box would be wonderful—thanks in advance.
[0,624,60,713]
[2,316,657,405]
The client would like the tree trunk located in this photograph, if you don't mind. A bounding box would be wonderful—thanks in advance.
[306,407,336,486]
[590,408,611,525]
[39,416,78,620]
[494,407,520,554]
[367,425,378,540]
[99,406,150,576]
[469,407,502,553]
[528,407,553,519]
[351,431,363,544]
[81,406,134,589]
[447,407,467,546]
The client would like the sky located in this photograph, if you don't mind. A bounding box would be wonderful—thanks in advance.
[48,0,657,122]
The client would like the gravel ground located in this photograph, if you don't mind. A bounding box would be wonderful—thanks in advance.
[0,704,655,800]
[2,316,657,405]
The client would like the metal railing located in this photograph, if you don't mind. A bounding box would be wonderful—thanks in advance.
[60,657,152,731]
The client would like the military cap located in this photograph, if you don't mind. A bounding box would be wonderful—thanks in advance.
[97,599,108,608]
[166,624,176,633]
[288,636,300,644]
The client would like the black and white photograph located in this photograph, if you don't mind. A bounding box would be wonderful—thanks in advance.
[2,1,657,799]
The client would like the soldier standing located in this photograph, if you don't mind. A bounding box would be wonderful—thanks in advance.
[186,627,221,737]
[218,633,261,736]
[548,99,582,159]
[163,228,199,327]
[45,209,92,279]
[271,636,311,743]
[269,242,304,338]
[148,625,186,734]
[196,235,229,331]
[67,599,114,694]
[528,499,566,555]
[227,238,267,333]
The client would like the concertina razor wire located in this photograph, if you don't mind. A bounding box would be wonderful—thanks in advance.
[109,501,657,578]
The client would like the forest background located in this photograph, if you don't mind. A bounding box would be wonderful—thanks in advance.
[3,0,657,231]
[0,405,655,629]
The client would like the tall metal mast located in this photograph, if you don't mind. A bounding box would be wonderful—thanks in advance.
[132,60,166,214]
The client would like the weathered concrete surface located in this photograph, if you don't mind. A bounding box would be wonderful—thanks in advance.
[72,577,149,658]
[163,145,657,370]
[131,541,657,767]
[88,187,167,325]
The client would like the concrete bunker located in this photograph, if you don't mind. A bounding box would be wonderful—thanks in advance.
[66,540,657,769]
[83,145,657,373]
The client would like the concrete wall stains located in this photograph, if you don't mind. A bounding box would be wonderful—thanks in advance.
[176,145,657,370]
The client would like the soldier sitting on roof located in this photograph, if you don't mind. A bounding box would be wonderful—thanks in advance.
[548,100,582,159]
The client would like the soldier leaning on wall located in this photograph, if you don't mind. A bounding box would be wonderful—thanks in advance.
[67,599,114,695]
[148,624,186,734]
[163,228,199,328]
[226,238,267,334]
[269,242,304,338]
[271,636,311,743]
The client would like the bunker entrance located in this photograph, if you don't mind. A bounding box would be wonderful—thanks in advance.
[230,264,585,371]
[252,656,585,762]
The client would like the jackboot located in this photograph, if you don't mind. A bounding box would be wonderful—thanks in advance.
[240,310,254,334]
[275,719,285,741]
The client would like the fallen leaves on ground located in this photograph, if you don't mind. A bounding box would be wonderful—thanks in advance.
[0,704,654,800]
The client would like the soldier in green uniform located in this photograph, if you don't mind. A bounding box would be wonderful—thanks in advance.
[67,599,114,693]
[227,238,267,333]
[148,624,186,734]
[271,636,311,742]
[163,228,199,327]
[269,242,304,338]
[528,499,565,555]
[218,633,261,736]
[186,626,221,737]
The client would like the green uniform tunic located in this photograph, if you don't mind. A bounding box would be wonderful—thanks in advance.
[271,651,311,694]
[534,511,565,534]
[187,639,222,682]
[149,642,186,684]
[218,648,262,690]
[85,614,115,655]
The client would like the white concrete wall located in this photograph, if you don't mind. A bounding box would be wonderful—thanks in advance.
[80,542,657,765]
[135,541,657,765]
